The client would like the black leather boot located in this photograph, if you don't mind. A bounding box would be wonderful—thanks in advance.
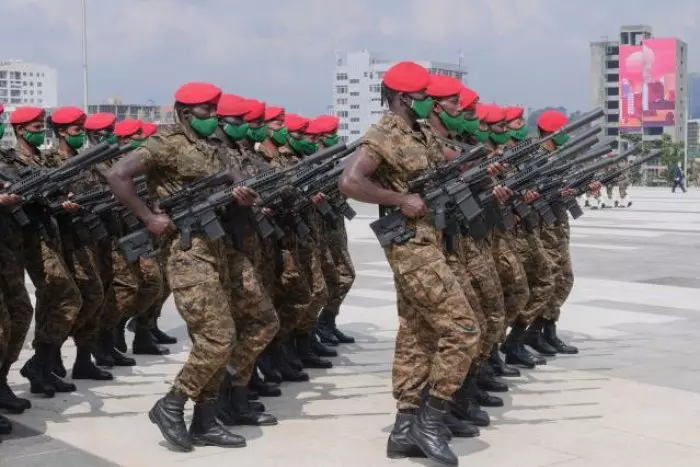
[476,363,509,393]
[488,344,521,378]
[316,309,340,346]
[0,413,12,435]
[114,317,128,353]
[310,333,338,358]
[283,338,303,371]
[249,370,281,398]
[52,346,67,378]
[133,326,170,356]
[525,318,558,356]
[93,331,115,368]
[148,390,193,451]
[257,345,283,384]
[502,324,539,369]
[468,377,503,407]
[543,320,579,354]
[386,410,427,459]
[406,396,459,466]
[296,334,332,369]
[190,400,246,448]
[111,347,136,367]
[72,345,114,381]
[20,345,56,398]
[0,364,31,413]
[332,325,355,344]
[150,321,177,345]
[219,385,277,427]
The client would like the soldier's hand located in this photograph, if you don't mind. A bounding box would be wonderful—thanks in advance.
[492,185,512,204]
[487,162,506,177]
[62,201,82,213]
[560,187,577,197]
[233,186,256,206]
[589,181,603,193]
[261,207,274,217]
[311,192,327,205]
[523,190,540,204]
[146,213,175,236]
[399,194,427,218]
[0,193,22,206]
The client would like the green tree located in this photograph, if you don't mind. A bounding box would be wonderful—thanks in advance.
[620,132,684,184]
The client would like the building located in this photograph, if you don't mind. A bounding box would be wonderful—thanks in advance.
[690,72,700,119]
[688,119,700,157]
[332,50,467,142]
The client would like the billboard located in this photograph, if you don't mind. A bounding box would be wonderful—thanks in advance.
[619,38,677,130]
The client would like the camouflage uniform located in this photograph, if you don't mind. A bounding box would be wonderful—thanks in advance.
[515,226,556,325]
[112,254,163,325]
[295,211,328,334]
[138,127,235,403]
[363,114,481,409]
[319,218,355,317]
[541,218,573,322]
[491,229,530,339]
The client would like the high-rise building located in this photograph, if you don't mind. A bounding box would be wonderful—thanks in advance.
[332,50,467,142]
[690,72,700,119]
[688,119,700,157]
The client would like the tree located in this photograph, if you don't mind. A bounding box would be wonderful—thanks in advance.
[620,132,685,184]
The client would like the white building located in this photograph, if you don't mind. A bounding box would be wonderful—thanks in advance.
[0,60,58,146]
[332,50,467,142]
[688,119,700,157]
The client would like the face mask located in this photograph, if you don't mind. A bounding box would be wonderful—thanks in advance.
[223,122,249,141]
[461,117,480,135]
[66,132,86,149]
[247,124,268,143]
[130,139,145,149]
[322,134,339,147]
[552,133,570,147]
[24,130,46,147]
[289,136,318,155]
[489,132,510,145]
[0,123,5,140]
[190,116,219,137]
[271,127,289,146]
[509,126,529,141]
[473,129,490,143]
[439,112,465,133]
[410,97,434,119]
[102,133,118,145]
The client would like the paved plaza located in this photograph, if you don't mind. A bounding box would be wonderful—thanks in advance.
[2,187,700,466]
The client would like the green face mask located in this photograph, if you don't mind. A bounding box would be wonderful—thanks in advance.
[489,132,510,145]
[247,124,268,143]
[24,130,46,147]
[66,132,85,149]
[509,126,529,141]
[473,129,490,143]
[130,139,145,149]
[0,123,5,140]
[552,133,570,147]
[289,136,318,155]
[190,117,219,137]
[410,97,434,119]
[102,133,118,145]
[223,122,249,141]
[271,127,289,146]
[438,112,465,133]
[322,134,339,147]
[461,117,480,135]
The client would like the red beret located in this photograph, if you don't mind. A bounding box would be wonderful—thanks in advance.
[217,94,249,117]
[306,115,339,135]
[51,106,85,125]
[383,61,430,93]
[284,114,310,133]
[10,106,45,125]
[0,104,4,115]
[243,100,265,122]
[504,106,524,122]
[426,74,463,99]
[114,119,142,137]
[459,87,479,108]
[264,106,285,122]
[475,104,490,121]
[483,105,506,124]
[174,82,222,105]
[142,122,158,137]
[84,113,117,131]
[537,110,569,132]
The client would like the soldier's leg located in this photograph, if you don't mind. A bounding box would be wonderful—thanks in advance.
[144,263,176,346]
[131,257,166,355]
[0,287,15,435]
[23,231,82,397]
[112,251,140,353]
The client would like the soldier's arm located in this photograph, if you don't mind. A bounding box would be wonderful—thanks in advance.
[105,149,156,224]
[338,149,405,207]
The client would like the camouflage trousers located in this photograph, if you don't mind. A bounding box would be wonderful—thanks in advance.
[296,234,328,334]
[274,233,312,341]
[515,227,556,325]
[24,230,82,347]
[94,239,117,332]
[0,233,33,369]
[143,268,171,328]
[540,220,574,322]
[62,235,105,348]
[112,252,164,323]
[492,229,530,340]
[392,252,481,410]
[223,237,278,385]
[319,219,356,316]
[168,235,235,403]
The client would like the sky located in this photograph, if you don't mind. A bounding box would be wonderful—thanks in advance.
[1,0,698,115]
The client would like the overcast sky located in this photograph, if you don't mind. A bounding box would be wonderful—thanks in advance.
[1,0,698,115]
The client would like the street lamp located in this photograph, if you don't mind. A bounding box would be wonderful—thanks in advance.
[81,0,89,112]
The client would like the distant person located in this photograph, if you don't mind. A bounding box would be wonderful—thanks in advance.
[672,162,686,193]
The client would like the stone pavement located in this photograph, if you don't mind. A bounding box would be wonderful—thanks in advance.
[3,187,700,466]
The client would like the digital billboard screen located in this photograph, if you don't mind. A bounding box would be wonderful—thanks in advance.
[619,38,677,130]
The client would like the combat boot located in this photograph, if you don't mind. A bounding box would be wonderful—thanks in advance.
[20,344,56,398]
[150,321,177,345]
[386,410,427,459]
[524,318,558,356]
[502,323,539,368]
[249,370,282,398]
[72,345,113,381]
[219,384,277,427]
[543,320,579,354]
[319,307,355,344]
[149,390,193,451]
[257,344,283,384]
[406,396,459,466]
[488,344,521,377]
[273,341,309,382]
[114,316,129,353]
[190,401,246,448]
[476,363,509,393]
[0,413,12,435]
[283,338,303,371]
[132,325,170,356]
[52,346,67,378]
[468,376,503,408]
[316,309,340,346]
[310,332,338,358]
[444,409,479,438]
[296,333,333,369]
[93,331,114,368]
[100,330,136,367]
[0,364,31,413]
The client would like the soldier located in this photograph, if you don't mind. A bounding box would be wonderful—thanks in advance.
[6,106,82,397]
[107,82,256,450]
[306,115,357,346]
[340,61,481,465]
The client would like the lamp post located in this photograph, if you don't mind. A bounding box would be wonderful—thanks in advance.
[81,0,89,112]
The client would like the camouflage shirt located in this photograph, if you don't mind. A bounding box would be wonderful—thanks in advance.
[362,112,445,273]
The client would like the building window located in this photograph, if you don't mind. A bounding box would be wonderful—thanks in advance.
[606,100,618,110]
[336,98,347,105]
[11,72,20,80]
[337,110,348,118]
[350,91,360,96]
[606,73,619,82]
[606,87,619,96]
[620,32,630,44]
[349,79,360,84]
[645,127,663,136]
[369,84,381,93]
[606,127,619,136]
[336,86,348,94]
[0,71,5,79]
[37,82,42,87]
[606,45,619,56]
[351,130,360,135]
[376,71,385,79]
[336,73,348,81]
[0,81,6,88]
[350,117,360,122]
[350,104,360,110]
[606,114,618,123]
[606,60,619,69]
[340,123,348,130]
